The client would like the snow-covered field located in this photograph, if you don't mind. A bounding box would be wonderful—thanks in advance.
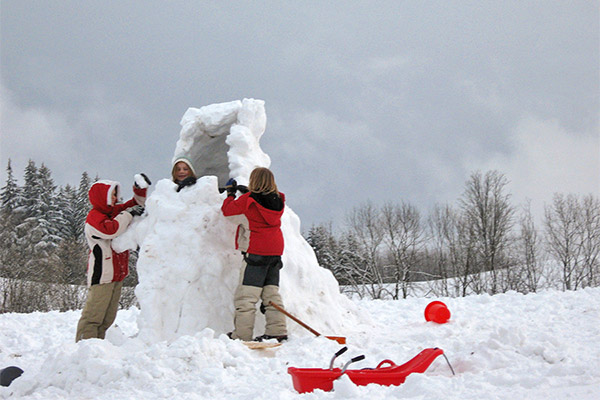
[1,287,599,399]
[3,100,598,399]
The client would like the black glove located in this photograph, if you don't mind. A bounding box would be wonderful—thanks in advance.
[176,176,197,192]
[237,185,249,194]
[126,205,145,217]
[134,173,152,189]
[225,178,237,196]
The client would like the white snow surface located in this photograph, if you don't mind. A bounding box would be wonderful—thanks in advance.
[1,288,599,399]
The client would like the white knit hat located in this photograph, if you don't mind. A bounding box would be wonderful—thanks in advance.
[172,156,196,175]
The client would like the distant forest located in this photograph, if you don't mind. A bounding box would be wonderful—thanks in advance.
[1,159,599,313]
[306,171,600,299]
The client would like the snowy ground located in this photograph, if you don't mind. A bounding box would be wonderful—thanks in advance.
[1,287,599,399]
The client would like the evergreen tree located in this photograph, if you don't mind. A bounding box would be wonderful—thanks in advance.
[0,160,24,279]
[36,163,62,246]
[54,184,88,286]
[14,161,60,282]
[56,184,79,241]
[337,232,367,296]
[305,223,337,272]
[21,160,41,218]
[52,172,92,299]
[1,159,22,212]
[76,172,92,242]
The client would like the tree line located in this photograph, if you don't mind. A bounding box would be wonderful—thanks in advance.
[0,159,138,313]
[305,170,600,299]
[1,160,598,313]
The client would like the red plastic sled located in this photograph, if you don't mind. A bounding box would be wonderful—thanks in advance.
[288,347,444,394]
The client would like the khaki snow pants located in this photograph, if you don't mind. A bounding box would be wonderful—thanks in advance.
[76,280,123,342]
[230,255,287,341]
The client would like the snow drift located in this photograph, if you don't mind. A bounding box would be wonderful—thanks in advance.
[2,288,599,399]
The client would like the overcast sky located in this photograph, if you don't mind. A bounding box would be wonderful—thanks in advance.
[1,1,598,230]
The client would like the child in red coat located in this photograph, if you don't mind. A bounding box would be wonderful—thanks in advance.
[75,176,148,342]
[221,167,288,342]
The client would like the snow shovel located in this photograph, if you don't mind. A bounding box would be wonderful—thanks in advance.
[268,301,346,344]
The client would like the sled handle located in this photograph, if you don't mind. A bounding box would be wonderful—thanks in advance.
[339,355,366,376]
[329,346,348,369]
[442,353,456,376]
[375,359,397,369]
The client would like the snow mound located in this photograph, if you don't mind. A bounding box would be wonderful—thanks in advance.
[114,99,365,342]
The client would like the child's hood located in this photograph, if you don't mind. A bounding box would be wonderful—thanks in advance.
[88,180,120,214]
[248,192,285,225]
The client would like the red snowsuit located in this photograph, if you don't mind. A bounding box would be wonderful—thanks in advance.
[84,180,146,286]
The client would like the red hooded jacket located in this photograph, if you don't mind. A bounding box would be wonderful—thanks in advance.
[221,191,285,256]
[84,180,146,286]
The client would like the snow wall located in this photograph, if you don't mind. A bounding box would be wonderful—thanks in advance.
[114,99,365,342]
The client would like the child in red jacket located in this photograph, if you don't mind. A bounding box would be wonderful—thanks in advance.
[75,176,149,342]
[221,167,288,342]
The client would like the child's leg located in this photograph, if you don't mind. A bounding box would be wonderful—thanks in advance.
[230,259,268,341]
[232,284,262,341]
[261,285,287,336]
[75,282,116,342]
[97,280,124,339]
[261,257,286,336]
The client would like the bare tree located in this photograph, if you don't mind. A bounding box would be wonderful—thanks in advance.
[580,195,600,287]
[515,201,543,293]
[545,194,583,290]
[425,206,450,296]
[346,202,386,299]
[460,170,515,294]
[381,202,425,299]
[428,205,477,297]
[545,194,600,290]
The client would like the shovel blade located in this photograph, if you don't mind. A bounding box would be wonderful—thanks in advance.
[326,336,346,344]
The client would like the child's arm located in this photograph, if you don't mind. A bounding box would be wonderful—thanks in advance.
[221,194,249,217]
[114,185,147,214]
[88,210,133,239]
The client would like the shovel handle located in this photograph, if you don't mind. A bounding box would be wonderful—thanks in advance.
[268,301,322,337]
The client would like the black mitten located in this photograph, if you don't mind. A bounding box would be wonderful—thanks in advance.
[126,205,145,217]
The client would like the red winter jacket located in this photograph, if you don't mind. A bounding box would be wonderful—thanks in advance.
[84,180,146,286]
[221,192,285,256]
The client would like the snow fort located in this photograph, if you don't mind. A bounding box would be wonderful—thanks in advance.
[114,99,362,342]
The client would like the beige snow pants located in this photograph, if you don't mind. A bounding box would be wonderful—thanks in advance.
[76,280,123,342]
[230,256,287,341]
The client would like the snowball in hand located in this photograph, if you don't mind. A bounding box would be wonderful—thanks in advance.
[134,174,150,189]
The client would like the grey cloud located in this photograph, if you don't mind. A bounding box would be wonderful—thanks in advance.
[1,1,598,229]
